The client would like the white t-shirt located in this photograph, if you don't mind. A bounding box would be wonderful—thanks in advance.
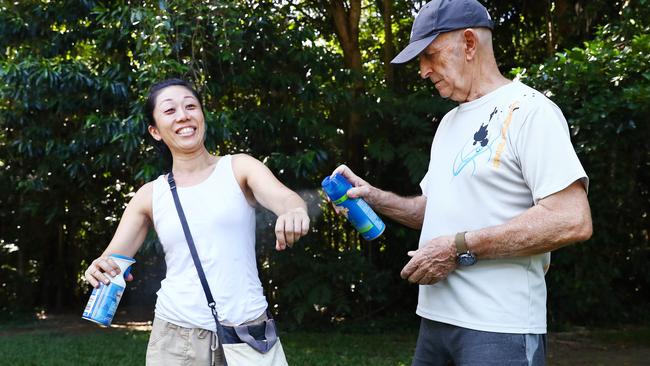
[152,155,267,330]
[418,81,588,334]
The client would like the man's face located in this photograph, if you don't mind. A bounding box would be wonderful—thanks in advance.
[418,31,470,102]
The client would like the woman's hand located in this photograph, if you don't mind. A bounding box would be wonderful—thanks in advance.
[84,256,134,288]
[275,207,310,250]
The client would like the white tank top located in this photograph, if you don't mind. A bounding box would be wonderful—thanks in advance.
[151,155,267,330]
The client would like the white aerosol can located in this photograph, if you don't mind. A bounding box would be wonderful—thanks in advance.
[82,254,135,326]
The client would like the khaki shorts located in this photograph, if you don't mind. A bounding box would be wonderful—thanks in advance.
[146,313,267,366]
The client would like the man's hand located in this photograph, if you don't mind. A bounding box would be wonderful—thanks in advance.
[331,164,377,204]
[400,235,457,285]
[330,164,427,230]
[275,207,310,251]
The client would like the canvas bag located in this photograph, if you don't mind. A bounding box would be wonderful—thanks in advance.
[167,172,288,366]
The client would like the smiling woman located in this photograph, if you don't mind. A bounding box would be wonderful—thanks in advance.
[143,79,205,165]
[82,78,310,365]
[148,82,206,153]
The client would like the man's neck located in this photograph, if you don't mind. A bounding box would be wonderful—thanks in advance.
[462,61,511,103]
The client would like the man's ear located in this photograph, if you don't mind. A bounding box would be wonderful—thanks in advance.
[148,125,162,141]
[463,29,478,61]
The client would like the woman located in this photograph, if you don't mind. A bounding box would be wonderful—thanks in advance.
[84,79,309,365]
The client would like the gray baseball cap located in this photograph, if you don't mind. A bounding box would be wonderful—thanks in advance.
[391,0,494,64]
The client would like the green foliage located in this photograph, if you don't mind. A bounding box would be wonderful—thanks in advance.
[0,0,144,313]
[517,0,650,325]
[266,203,399,326]
[1,0,647,329]
[0,0,432,325]
[486,0,620,71]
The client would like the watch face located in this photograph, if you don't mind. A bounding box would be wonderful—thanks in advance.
[458,253,477,266]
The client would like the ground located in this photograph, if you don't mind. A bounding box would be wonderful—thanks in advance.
[2,313,649,365]
[546,328,650,365]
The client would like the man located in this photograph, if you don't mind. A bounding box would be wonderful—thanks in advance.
[331,0,592,365]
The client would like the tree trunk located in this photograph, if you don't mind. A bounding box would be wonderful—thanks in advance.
[324,0,365,172]
[554,0,574,49]
[55,223,65,311]
[546,0,556,56]
[379,0,395,89]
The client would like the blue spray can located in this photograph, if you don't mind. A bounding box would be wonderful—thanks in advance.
[322,173,385,240]
[82,254,135,326]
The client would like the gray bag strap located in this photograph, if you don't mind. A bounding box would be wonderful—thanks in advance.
[234,318,279,352]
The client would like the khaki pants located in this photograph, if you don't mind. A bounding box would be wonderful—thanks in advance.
[146,313,267,366]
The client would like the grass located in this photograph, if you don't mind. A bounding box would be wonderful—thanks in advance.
[3,315,649,366]
[283,331,416,365]
[0,328,149,365]
[0,325,417,365]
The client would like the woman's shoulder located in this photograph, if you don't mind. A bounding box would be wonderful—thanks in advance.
[231,153,269,176]
[120,181,155,218]
[230,153,265,168]
[134,181,154,199]
[138,180,156,193]
[231,153,256,163]
[229,153,270,189]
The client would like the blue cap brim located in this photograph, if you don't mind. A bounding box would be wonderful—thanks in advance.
[391,34,439,64]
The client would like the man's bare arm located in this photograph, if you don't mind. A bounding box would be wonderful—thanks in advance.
[332,164,426,229]
[401,180,592,284]
[466,180,592,259]
[367,190,426,229]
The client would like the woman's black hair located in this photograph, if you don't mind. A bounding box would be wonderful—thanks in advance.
[144,78,203,166]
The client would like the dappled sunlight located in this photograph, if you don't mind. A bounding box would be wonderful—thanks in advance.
[110,321,152,331]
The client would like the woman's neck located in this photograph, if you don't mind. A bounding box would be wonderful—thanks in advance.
[171,148,216,176]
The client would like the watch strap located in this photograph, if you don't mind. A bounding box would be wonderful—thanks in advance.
[455,231,468,254]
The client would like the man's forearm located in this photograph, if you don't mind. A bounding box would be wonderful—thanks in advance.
[466,181,592,259]
[367,189,426,229]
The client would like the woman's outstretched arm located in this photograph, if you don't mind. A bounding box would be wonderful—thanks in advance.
[84,182,153,287]
[232,154,309,250]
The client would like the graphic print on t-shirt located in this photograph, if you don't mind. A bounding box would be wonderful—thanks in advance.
[493,102,520,168]
[472,123,489,147]
[452,102,520,177]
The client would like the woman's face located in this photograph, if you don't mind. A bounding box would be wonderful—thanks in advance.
[148,85,206,154]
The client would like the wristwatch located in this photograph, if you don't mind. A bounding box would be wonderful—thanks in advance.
[455,231,477,266]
